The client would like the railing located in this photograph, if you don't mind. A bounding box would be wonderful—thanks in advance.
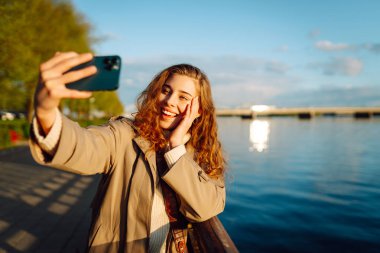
[188,216,239,253]
[216,107,380,119]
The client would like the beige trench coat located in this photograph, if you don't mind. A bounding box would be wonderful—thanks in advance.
[29,114,226,253]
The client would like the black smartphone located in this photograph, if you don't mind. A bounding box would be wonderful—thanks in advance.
[66,55,122,91]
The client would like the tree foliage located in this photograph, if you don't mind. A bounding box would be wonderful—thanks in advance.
[93,92,124,118]
[0,0,124,119]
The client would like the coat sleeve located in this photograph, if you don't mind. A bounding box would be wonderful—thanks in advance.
[29,113,125,175]
[161,152,226,222]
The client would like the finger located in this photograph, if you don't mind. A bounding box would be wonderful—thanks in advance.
[53,53,94,74]
[41,68,63,81]
[41,65,96,100]
[189,98,194,116]
[50,86,93,99]
[41,53,93,79]
[60,65,97,84]
[183,104,190,119]
[65,89,93,99]
[40,52,79,71]
[196,96,202,116]
[190,97,199,118]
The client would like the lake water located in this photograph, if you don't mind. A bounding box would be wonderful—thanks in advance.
[217,116,380,253]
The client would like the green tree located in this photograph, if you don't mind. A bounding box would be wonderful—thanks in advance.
[0,0,124,119]
[93,92,125,118]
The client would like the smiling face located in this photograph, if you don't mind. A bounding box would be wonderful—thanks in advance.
[158,74,199,130]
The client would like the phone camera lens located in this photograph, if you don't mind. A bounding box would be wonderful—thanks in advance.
[103,58,112,65]
[103,57,119,71]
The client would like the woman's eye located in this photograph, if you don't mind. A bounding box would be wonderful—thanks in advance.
[180,96,190,101]
[162,88,170,94]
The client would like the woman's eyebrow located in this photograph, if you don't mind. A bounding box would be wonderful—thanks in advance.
[163,84,193,97]
[178,90,193,97]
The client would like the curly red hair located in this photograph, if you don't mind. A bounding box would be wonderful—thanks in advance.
[134,64,225,178]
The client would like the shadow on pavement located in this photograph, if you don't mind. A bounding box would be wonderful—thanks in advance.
[0,145,100,253]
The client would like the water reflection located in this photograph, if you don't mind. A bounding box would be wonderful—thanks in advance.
[218,117,380,252]
[249,119,270,152]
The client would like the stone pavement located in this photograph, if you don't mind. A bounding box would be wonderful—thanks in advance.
[0,145,100,253]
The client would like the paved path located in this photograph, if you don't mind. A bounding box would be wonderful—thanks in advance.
[0,145,100,253]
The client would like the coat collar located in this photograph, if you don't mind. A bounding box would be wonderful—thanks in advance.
[117,116,153,158]
[117,116,157,171]
[133,135,154,159]
[133,135,158,185]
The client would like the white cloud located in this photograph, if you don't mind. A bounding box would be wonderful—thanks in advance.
[342,58,363,75]
[118,55,295,107]
[117,54,375,109]
[314,40,380,54]
[271,85,380,107]
[212,81,288,107]
[311,57,363,76]
[315,40,351,51]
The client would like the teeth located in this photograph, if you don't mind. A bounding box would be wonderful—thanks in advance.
[162,109,176,116]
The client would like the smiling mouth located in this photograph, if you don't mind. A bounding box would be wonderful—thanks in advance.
[162,109,178,118]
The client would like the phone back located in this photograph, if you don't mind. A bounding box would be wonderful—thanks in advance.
[66,55,121,91]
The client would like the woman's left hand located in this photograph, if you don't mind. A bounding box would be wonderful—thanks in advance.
[169,97,200,148]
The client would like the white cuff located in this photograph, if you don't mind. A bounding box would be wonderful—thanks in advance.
[164,144,186,168]
[32,109,62,155]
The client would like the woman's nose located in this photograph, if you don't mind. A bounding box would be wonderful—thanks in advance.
[166,94,177,107]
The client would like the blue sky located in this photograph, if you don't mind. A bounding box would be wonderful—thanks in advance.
[71,0,380,110]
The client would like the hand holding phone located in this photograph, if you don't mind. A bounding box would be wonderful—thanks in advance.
[66,55,122,91]
[35,52,96,134]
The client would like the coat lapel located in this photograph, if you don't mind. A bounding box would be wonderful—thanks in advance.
[133,136,157,182]
[120,116,157,177]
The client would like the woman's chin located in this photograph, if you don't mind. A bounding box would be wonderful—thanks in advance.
[159,118,178,130]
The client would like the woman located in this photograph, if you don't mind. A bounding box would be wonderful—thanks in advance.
[30,52,226,253]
